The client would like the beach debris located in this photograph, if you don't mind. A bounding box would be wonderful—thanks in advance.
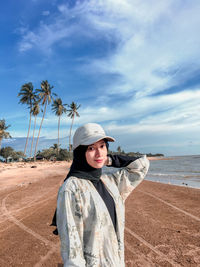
[31,165,37,168]
[18,182,26,187]
[18,182,32,187]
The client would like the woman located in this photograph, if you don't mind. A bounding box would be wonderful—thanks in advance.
[56,123,149,266]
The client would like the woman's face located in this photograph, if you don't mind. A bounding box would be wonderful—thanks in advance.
[85,140,107,169]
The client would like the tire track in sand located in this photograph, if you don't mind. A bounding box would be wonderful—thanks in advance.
[1,192,61,266]
[138,190,200,222]
[33,243,60,267]
[1,194,54,247]
[0,190,57,225]
[125,227,182,267]
[0,193,57,234]
[1,188,182,267]
[125,241,153,267]
[0,168,68,266]
[0,177,64,225]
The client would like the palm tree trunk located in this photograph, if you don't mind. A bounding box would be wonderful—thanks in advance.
[0,138,2,151]
[34,102,47,161]
[30,116,37,158]
[58,116,60,155]
[69,115,74,152]
[24,112,32,156]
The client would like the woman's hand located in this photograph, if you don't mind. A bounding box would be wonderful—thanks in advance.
[104,156,112,166]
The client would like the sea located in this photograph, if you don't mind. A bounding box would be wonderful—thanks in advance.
[103,155,200,189]
[146,155,200,189]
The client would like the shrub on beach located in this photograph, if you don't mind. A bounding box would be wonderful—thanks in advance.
[0,146,24,161]
[36,147,72,161]
[56,149,72,161]
[35,145,163,162]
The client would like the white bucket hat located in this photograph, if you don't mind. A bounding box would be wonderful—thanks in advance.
[73,123,115,150]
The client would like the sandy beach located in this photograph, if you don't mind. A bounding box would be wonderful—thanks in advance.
[0,161,199,266]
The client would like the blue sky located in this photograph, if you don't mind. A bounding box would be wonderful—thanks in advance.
[1,0,200,156]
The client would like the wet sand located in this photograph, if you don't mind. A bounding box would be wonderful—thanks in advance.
[0,161,199,266]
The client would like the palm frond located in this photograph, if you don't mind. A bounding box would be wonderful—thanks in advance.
[67,102,81,118]
[0,119,11,139]
[52,98,67,116]
[18,82,38,108]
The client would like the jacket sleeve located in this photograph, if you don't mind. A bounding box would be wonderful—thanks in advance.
[56,184,86,267]
[106,155,150,201]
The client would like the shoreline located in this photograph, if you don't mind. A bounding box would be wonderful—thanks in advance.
[1,158,199,189]
[147,156,175,161]
[0,161,71,191]
[147,155,200,190]
[146,178,200,190]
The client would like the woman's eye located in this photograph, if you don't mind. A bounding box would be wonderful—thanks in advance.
[88,147,94,151]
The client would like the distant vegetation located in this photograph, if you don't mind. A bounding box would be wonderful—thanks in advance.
[108,146,164,158]
[0,146,24,161]
[0,144,72,162]
[0,143,163,163]
[110,151,164,157]
[36,144,72,162]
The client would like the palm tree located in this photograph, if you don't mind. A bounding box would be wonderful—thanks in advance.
[29,101,40,158]
[0,119,12,151]
[18,82,37,156]
[34,80,56,161]
[67,102,81,152]
[117,146,121,153]
[52,98,67,155]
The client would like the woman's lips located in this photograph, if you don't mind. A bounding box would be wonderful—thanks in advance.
[95,159,103,163]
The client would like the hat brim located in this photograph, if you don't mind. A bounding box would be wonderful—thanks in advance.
[74,135,115,149]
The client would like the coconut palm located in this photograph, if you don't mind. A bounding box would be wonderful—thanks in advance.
[34,80,56,161]
[0,119,12,151]
[29,101,40,158]
[18,82,37,156]
[52,98,67,155]
[67,102,81,152]
[117,146,121,153]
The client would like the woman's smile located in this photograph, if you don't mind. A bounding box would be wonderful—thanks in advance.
[95,159,103,162]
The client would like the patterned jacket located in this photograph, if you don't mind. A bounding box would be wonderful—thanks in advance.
[56,155,149,267]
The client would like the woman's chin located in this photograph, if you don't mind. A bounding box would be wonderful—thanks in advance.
[91,161,105,169]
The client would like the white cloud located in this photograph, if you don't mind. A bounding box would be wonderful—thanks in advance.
[42,10,50,16]
[18,0,200,94]
[81,0,200,96]
[12,88,200,155]
[18,18,75,53]
[15,0,200,155]
[31,89,200,139]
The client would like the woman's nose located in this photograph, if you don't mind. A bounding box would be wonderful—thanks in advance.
[95,148,101,157]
